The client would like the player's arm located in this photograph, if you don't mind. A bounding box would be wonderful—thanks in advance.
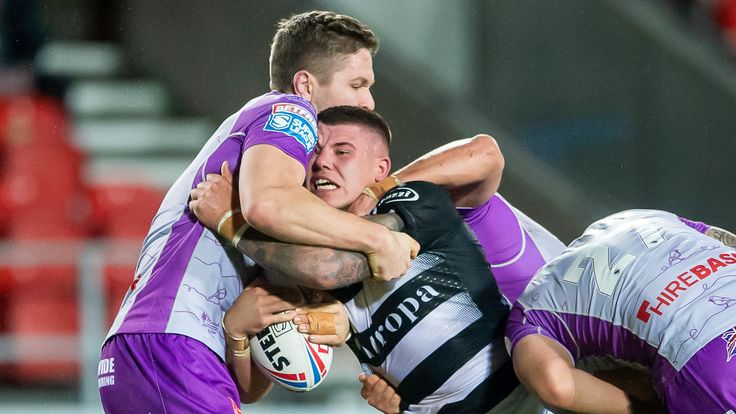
[240,145,417,281]
[394,134,503,207]
[593,368,661,410]
[679,216,736,247]
[705,226,736,247]
[225,345,272,404]
[188,160,408,288]
[348,134,503,215]
[239,212,405,290]
[222,278,302,403]
[512,335,658,414]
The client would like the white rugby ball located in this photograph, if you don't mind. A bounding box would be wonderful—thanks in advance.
[250,320,333,392]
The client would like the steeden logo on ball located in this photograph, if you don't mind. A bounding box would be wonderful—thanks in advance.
[250,320,333,392]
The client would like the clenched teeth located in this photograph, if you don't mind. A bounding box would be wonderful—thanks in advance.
[315,178,338,190]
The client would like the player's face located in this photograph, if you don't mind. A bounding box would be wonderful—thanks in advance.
[309,48,375,112]
[307,123,388,210]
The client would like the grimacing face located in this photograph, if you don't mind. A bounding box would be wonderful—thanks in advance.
[307,123,389,210]
[309,48,375,113]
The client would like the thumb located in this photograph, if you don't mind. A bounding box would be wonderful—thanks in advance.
[410,239,420,258]
[221,160,233,184]
[409,237,420,259]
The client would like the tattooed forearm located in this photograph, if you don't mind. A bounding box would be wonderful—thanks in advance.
[706,226,736,248]
[243,235,371,290]
[235,213,405,290]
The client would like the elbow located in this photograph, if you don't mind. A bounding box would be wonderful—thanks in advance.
[239,379,273,404]
[299,273,340,291]
[240,392,257,404]
[470,134,505,176]
[241,197,279,235]
[534,360,576,410]
[240,388,270,405]
[240,393,263,405]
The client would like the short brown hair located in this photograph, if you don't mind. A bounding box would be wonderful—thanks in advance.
[269,11,379,92]
[318,106,391,150]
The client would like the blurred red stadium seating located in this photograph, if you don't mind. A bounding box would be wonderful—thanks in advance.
[0,91,166,384]
[88,183,163,326]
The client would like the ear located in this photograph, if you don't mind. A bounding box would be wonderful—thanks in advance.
[292,70,313,100]
[374,156,391,181]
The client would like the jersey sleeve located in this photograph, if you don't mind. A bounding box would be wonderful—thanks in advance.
[677,216,711,234]
[458,194,560,303]
[505,303,576,364]
[375,181,462,250]
[243,95,318,170]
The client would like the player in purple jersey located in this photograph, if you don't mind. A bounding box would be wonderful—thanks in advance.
[505,210,736,413]
[99,11,419,414]
[190,106,561,413]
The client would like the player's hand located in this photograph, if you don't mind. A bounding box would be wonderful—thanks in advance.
[292,293,350,347]
[224,277,304,338]
[347,192,378,216]
[189,160,239,231]
[359,372,401,414]
[366,230,420,281]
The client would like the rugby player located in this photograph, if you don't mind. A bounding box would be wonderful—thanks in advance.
[191,106,563,412]
[99,11,418,413]
[505,209,736,413]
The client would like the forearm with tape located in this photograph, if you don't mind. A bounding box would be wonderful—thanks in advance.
[216,208,250,246]
[361,175,402,201]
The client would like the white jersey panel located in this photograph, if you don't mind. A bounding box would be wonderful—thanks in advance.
[520,209,736,370]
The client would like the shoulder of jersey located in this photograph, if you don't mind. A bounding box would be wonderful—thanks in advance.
[250,320,333,392]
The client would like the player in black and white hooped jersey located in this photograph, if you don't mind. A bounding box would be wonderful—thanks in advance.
[332,180,515,413]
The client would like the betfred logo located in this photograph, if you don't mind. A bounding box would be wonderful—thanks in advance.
[637,252,736,323]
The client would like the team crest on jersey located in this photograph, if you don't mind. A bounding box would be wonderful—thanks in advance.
[263,103,317,152]
[722,326,736,363]
[377,188,419,206]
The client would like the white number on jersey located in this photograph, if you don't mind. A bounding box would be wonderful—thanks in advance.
[562,222,665,296]
[562,246,636,296]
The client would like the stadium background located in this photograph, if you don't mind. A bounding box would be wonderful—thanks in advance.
[0,0,735,412]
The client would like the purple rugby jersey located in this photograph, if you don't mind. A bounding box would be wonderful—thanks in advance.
[458,193,565,303]
[506,209,736,413]
[104,91,318,360]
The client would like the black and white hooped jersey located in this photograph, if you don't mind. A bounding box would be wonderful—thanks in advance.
[332,181,516,413]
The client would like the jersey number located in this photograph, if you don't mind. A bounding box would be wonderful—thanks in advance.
[562,222,665,296]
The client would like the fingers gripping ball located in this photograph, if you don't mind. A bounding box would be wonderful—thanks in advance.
[250,319,333,392]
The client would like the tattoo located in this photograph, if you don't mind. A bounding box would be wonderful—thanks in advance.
[706,226,736,248]
[235,213,404,290]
